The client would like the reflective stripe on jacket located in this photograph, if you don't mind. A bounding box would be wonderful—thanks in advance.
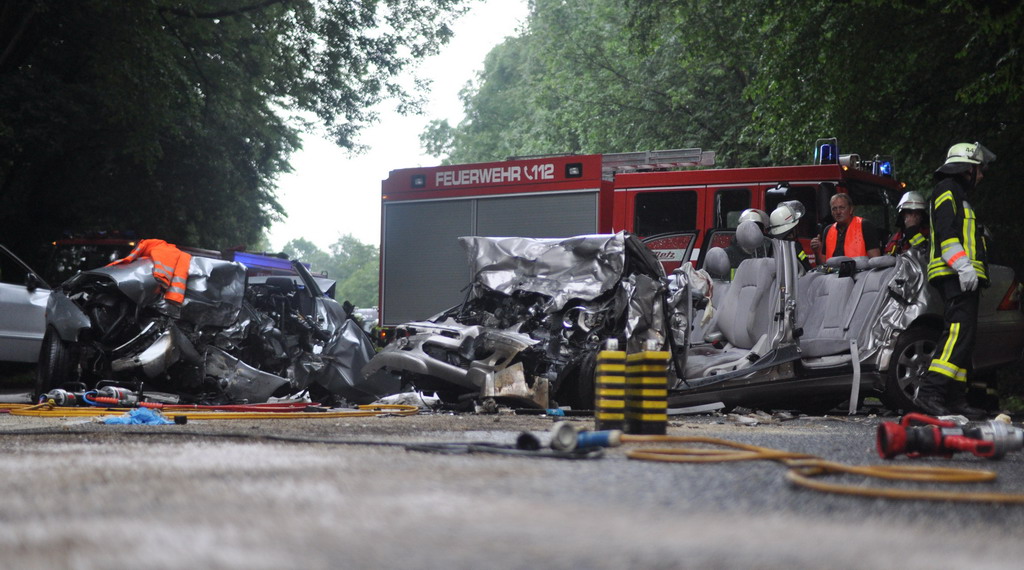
[824,216,867,258]
[927,180,988,283]
[884,228,929,255]
[107,239,192,304]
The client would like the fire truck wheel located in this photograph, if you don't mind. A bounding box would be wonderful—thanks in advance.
[883,326,939,413]
[35,327,78,400]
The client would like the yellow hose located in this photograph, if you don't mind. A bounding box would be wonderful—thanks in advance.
[3,402,419,420]
[621,434,1024,503]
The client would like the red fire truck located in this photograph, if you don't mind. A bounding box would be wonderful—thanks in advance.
[379,140,904,328]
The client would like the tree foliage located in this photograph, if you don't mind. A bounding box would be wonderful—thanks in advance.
[425,0,1024,268]
[421,0,767,166]
[0,0,465,257]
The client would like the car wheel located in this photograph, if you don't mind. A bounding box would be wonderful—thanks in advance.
[35,327,78,399]
[883,327,939,412]
[553,349,597,410]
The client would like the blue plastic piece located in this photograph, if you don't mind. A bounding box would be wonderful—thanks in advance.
[577,430,623,449]
[546,408,565,416]
[103,408,174,425]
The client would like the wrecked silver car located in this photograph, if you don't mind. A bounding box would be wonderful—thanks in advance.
[363,233,676,408]
[677,220,1024,414]
[38,254,390,405]
[367,224,1024,414]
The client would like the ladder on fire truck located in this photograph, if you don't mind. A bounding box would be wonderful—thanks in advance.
[600,148,716,177]
[508,148,716,179]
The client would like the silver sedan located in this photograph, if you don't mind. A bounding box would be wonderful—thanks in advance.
[0,245,49,363]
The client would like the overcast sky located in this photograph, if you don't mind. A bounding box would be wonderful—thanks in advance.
[266,1,529,251]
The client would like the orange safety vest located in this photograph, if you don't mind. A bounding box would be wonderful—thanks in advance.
[824,216,867,259]
[107,239,192,304]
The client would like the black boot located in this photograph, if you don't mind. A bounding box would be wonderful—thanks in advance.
[945,382,987,420]
[913,374,950,417]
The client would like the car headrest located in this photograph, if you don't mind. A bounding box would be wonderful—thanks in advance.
[704,247,731,279]
[868,255,897,269]
[736,221,764,252]
[825,256,854,268]
[824,256,871,270]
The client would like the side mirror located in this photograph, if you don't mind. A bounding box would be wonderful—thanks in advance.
[25,272,41,293]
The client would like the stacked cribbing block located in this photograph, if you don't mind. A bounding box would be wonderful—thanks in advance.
[624,349,669,435]
[594,349,627,430]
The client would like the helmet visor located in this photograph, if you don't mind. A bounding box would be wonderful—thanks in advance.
[973,142,996,167]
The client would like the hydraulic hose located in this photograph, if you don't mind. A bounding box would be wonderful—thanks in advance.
[620,434,1024,503]
[3,402,419,420]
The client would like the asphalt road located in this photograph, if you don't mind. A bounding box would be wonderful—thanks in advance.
[1,387,1024,569]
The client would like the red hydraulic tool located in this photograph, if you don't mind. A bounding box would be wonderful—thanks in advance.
[877,412,1024,460]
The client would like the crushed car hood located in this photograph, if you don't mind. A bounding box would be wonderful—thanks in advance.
[461,234,627,312]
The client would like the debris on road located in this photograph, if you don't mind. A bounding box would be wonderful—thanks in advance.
[372,391,442,410]
[102,408,175,425]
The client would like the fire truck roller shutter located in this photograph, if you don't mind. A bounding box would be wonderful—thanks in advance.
[475,192,598,238]
[382,191,598,326]
[382,200,474,325]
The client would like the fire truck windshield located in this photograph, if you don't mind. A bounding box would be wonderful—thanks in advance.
[43,241,136,285]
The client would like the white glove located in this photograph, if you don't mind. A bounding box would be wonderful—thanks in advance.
[952,256,978,292]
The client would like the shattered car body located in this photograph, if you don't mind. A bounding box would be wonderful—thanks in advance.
[39,255,390,404]
[368,224,1024,414]
[363,233,675,408]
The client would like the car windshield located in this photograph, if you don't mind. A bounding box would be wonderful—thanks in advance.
[844,180,898,237]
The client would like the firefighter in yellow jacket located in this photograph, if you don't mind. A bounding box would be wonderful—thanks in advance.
[914,142,996,419]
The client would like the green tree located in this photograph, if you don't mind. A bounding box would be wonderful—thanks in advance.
[421,0,765,166]
[282,237,333,273]
[328,234,379,307]
[741,0,1024,267]
[0,0,466,256]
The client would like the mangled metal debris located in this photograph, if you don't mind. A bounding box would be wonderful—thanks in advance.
[363,232,680,409]
[38,243,388,405]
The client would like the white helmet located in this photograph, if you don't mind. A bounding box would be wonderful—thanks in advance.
[737,208,769,229]
[768,200,806,237]
[935,142,996,175]
[897,191,927,213]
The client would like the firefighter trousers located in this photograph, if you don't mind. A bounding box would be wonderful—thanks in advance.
[923,281,980,387]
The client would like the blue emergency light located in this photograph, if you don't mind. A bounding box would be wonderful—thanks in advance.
[814,138,839,165]
[872,156,894,178]
[232,251,295,272]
